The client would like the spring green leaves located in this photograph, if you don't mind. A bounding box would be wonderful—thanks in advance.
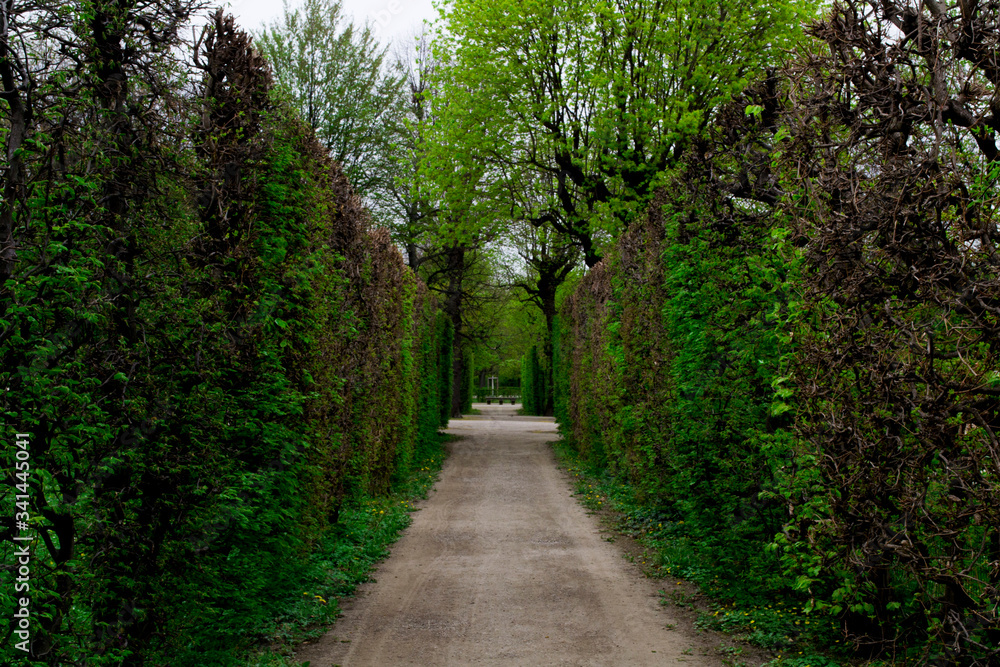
[427,0,816,263]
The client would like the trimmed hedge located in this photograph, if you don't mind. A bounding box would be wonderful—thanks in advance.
[555,5,1000,660]
[520,345,547,416]
[556,179,788,562]
[0,11,447,665]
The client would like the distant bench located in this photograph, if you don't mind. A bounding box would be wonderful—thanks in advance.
[484,396,519,405]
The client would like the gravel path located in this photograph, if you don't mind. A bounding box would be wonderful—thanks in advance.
[293,403,722,666]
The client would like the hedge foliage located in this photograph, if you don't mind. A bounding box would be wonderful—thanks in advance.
[460,349,474,414]
[556,175,789,574]
[0,10,447,665]
[555,1,1000,663]
[520,345,547,416]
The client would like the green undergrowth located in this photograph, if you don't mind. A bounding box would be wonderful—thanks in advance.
[238,434,450,667]
[552,439,849,667]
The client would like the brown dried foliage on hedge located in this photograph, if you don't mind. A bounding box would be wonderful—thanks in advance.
[195,10,274,268]
[562,260,614,466]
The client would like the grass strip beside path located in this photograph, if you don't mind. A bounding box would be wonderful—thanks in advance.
[241,435,450,667]
[551,439,851,667]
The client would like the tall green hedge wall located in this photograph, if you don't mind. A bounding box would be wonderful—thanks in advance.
[556,180,788,570]
[0,12,447,664]
[460,349,474,414]
[554,12,1000,657]
[521,346,547,416]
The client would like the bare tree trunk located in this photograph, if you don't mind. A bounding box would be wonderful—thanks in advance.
[0,0,30,287]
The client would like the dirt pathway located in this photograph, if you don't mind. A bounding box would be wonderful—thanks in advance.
[294,404,723,666]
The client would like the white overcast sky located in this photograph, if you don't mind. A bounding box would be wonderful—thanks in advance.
[219,0,440,48]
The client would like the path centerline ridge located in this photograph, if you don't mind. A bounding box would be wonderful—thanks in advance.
[294,403,721,666]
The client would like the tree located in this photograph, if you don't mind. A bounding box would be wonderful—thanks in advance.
[507,221,578,414]
[0,0,31,283]
[420,240,500,416]
[386,29,439,271]
[431,0,816,265]
[255,0,405,221]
